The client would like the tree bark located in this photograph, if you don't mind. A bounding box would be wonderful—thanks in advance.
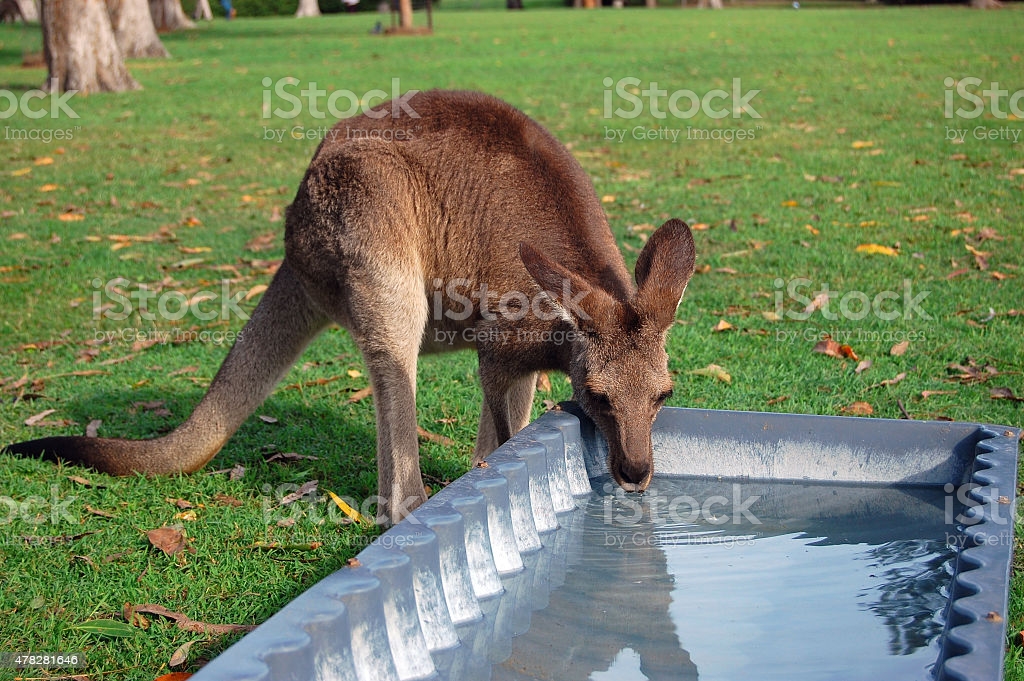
[697,0,722,7]
[969,0,1002,8]
[193,0,212,19]
[148,0,194,30]
[296,0,321,15]
[42,0,139,94]
[398,0,411,26]
[108,0,169,58]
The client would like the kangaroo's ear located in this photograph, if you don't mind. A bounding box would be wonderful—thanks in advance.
[633,219,696,332]
[520,242,618,333]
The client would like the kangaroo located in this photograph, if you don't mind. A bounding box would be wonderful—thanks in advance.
[4,90,696,524]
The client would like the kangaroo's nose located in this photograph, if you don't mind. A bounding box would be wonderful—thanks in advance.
[616,460,651,492]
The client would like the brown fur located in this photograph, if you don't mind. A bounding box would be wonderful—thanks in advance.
[4,90,696,524]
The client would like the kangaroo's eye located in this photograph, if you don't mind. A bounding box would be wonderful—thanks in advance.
[655,389,674,405]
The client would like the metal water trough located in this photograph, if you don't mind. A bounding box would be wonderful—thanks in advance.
[190,406,1019,681]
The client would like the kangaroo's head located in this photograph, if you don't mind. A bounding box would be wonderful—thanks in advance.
[521,219,696,493]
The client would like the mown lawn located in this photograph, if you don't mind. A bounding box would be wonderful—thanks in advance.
[0,6,1021,679]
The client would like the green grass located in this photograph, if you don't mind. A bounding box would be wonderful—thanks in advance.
[0,6,1022,679]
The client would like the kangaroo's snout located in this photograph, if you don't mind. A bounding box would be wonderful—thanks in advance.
[615,458,652,493]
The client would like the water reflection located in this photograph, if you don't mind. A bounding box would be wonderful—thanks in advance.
[468,478,957,681]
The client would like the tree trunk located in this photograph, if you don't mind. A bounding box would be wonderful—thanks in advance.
[16,0,38,20]
[296,0,320,15]
[42,0,139,94]
[969,0,1002,8]
[697,0,722,7]
[148,0,194,30]
[108,0,169,58]
[646,0,656,6]
[398,0,411,26]
[193,0,212,19]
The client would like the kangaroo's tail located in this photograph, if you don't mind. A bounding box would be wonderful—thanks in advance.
[3,261,327,475]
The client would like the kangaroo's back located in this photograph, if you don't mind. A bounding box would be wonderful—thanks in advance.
[286,90,633,301]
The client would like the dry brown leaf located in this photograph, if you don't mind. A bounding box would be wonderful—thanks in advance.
[85,419,102,437]
[24,408,57,426]
[536,372,552,392]
[147,527,186,556]
[712,319,734,333]
[921,390,956,400]
[803,291,831,314]
[855,359,873,374]
[346,369,362,379]
[166,498,195,510]
[813,339,859,361]
[418,426,456,447]
[766,395,789,406]
[347,386,373,403]
[873,372,908,388]
[213,493,243,507]
[258,415,278,424]
[889,341,909,356]
[279,480,318,506]
[990,387,1024,402]
[841,401,874,415]
[126,603,256,636]
[85,505,116,519]
[67,474,99,487]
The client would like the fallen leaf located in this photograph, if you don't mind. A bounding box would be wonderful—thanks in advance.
[767,395,789,406]
[841,401,874,415]
[418,426,456,447]
[347,386,373,403]
[245,233,277,252]
[326,490,365,524]
[856,243,899,256]
[125,603,256,636]
[813,339,859,361]
[889,340,909,356]
[213,493,243,507]
[174,510,198,522]
[873,372,908,388]
[166,498,195,510]
[991,387,1024,402]
[346,369,362,379]
[24,408,57,426]
[258,415,278,424]
[689,364,732,383]
[34,156,54,166]
[57,212,85,222]
[780,200,799,207]
[38,183,60,192]
[921,390,956,400]
[712,319,734,332]
[265,452,319,464]
[147,527,186,556]
[279,480,318,506]
[73,619,137,638]
[855,359,873,374]
[85,505,116,519]
[851,140,874,149]
[169,640,199,667]
[601,195,616,203]
[85,419,102,437]
[803,291,831,314]
[67,474,100,487]
[244,284,268,301]
[536,372,551,392]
